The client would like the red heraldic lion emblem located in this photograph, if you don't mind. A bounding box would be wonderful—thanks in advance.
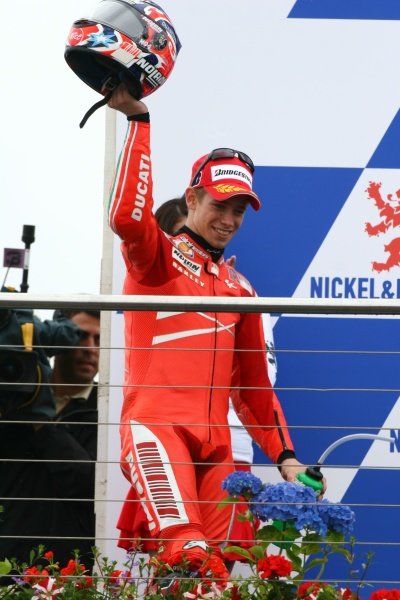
[365,181,400,272]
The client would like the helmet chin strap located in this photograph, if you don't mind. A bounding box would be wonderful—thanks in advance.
[79,88,114,128]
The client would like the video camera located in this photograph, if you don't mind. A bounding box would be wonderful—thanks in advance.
[0,303,81,420]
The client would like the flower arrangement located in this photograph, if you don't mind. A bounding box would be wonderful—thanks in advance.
[220,471,359,599]
[0,546,146,599]
[0,474,399,599]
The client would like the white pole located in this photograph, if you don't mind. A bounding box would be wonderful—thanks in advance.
[95,105,117,557]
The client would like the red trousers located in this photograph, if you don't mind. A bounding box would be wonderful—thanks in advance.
[118,423,255,561]
[119,417,234,560]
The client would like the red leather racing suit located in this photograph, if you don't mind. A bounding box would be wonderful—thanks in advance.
[108,117,295,560]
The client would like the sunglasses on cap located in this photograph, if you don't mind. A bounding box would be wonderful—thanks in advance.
[191,147,255,187]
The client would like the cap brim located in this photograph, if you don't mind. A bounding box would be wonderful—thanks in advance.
[205,184,261,211]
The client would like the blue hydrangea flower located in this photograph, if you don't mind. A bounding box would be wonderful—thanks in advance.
[221,471,264,498]
[316,500,355,535]
[223,476,355,539]
[250,482,327,533]
[295,507,327,537]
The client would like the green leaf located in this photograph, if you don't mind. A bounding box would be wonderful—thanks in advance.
[283,525,300,539]
[259,524,296,551]
[302,532,323,543]
[237,511,252,522]
[257,524,283,543]
[330,546,353,561]
[223,546,252,560]
[217,497,241,509]
[0,559,11,575]
[326,530,345,543]
[248,544,265,559]
[316,587,342,600]
[272,519,295,532]
[286,542,302,556]
[273,523,299,550]
[301,542,323,555]
[300,532,324,555]
[285,547,303,572]
[303,557,328,573]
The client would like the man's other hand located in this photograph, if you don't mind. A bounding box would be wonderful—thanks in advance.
[280,457,327,499]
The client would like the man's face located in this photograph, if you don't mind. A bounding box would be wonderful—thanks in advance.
[186,192,248,249]
[58,313,100,385]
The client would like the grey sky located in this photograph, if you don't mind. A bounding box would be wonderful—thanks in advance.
[1,0,106,296]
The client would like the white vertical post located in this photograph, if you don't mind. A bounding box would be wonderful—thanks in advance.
[95,105,117,557]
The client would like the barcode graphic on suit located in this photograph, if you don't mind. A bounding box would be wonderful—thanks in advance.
[136,441,181,519]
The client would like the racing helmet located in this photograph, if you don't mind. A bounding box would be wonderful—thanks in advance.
[65,0,181,123]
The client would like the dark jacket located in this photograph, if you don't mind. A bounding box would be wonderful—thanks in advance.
[0,385,98,570]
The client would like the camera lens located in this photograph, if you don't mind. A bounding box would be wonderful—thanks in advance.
[0,350,38,395]
[0,355,24,382]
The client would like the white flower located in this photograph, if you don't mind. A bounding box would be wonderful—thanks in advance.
[184,581,234,599]
[32,577,64,598]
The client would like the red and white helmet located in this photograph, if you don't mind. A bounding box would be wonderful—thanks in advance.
[65,0,181,100]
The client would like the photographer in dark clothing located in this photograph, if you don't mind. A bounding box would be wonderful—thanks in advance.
[0,309,100,570]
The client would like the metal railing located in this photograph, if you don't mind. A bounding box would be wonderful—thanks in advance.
[1,293,400,314]
[0,293,399,590]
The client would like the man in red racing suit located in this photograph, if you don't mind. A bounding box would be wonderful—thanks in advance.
[107,85,307,579]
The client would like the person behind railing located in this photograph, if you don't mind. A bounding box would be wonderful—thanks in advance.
[107,84,325,592]
[0,308,100,571]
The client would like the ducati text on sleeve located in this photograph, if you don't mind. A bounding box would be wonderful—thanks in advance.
[131,154,151,222]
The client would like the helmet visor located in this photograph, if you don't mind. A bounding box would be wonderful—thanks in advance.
[89,0,146,40]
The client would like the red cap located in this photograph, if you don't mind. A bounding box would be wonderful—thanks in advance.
[190,155,261,211]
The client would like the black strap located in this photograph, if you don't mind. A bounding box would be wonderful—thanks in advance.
[127,112,150,122]
[276,449,297,472]
[79,89,114,129]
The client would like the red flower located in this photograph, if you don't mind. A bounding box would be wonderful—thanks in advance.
[299,583,327,599]
[256,555,292,579]
[60,559,85,576]
[230,584,242,599]
[59,559,86,584]
[371,591,400,600]
[199,555,229,580]
[23,566,50,586]
[109,570,123,583]
[44,551,54,560]
[75,575,95,589]
[105,569,132,589]
[298,584,360,600]
[340,588,358,600]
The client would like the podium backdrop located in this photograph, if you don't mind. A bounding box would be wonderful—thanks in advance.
[103,0,400,588]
